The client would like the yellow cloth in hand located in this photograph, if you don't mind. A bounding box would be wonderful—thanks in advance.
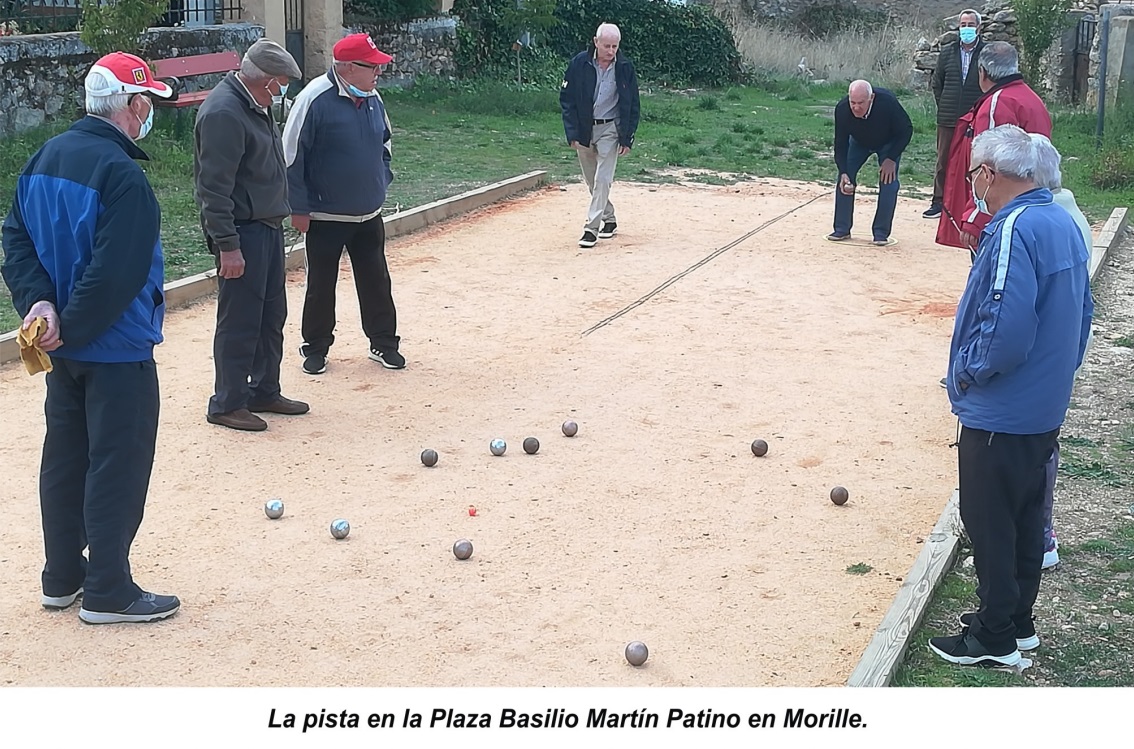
[16,317,53,375]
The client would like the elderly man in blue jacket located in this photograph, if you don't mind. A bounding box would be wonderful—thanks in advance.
[930,124,1093,668]
[1,52,181,624]
[560,22,641,249]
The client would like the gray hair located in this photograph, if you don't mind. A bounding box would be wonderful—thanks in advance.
[971,124,1039,181]
[240,57,270,81]
[86,92,131,117]
[596,23,621,41]
[1029,133,1064,191]
[849,79,873,97]
[959,9,982,25]
[979,41,1020,81]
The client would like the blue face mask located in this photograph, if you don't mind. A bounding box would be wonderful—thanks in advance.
[971,170,992,215]
[136,100,153,140]
[347,83,375,98]
[959,27,978,45]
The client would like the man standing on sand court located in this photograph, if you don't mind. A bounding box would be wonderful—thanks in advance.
[560,22,641,249]
[828,79,913,246]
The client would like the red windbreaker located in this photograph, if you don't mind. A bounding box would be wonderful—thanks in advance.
[936,76,1052,249]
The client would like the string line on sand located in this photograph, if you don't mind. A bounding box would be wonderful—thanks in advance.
[581,192,826,337]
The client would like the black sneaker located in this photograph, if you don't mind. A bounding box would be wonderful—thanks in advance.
[958,612,1040,651]
[923,204,943,218]
[369,347,406,370]
[42,587,83,610]
[579,230,598,248]
[928,631,1021,667]
[598,221,617,239]
[939,377,948,389]
[79,592,180,625]
[302,354,327,375]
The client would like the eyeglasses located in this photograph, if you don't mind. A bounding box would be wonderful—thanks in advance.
[351,62,381,71]
[967,164,990,182]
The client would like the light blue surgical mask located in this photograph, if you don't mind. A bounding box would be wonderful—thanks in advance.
[268,81,288,106]
[971,173,992,215]
[136,101,153,140]
[347,83,375,98]
[959,27,978,45]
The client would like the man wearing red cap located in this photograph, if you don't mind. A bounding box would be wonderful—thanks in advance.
[2,52,181,624]
[283,32,404,376]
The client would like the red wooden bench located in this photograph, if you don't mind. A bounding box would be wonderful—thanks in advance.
[152,51,241,109]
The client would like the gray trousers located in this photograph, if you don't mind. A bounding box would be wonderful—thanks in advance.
[576,121,620,232]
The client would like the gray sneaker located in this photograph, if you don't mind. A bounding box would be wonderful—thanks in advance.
[42,587,83,610]
[79,592,180,625]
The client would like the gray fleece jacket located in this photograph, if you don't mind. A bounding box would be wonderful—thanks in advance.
[193,72,290,253]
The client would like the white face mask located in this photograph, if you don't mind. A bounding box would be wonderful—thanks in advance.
[135,99,153,140]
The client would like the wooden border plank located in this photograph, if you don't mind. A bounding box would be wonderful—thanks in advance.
[847,204,1129,687]
[0,171,548,367]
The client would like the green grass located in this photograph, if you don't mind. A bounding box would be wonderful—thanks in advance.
[846,563,873,575]
[1,76,1129,333]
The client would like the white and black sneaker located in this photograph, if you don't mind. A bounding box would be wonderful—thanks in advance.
[598,221,617,239]
[299,343,327,375]
[42,587,83,610]
[928,632,1021,667]
[578,230,598,248]
[369,347,406,370]
[958,612,1040,651]
[79,592,180,625]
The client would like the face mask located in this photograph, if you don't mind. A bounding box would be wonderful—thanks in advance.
[347,83,375,98]
[971,169,992,215]
[136,101,153,140]
[959,27,978,45]
[268,81,288,106]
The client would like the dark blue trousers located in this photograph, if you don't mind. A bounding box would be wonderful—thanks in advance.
[40,357,159,611]
[833,137,901,241]
[208,221,287,415]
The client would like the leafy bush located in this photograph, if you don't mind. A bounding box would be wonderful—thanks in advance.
[344,0,439,25]
[451,0,559,78]
[792,2,889,39]
[1014,0,1075,88]
[1089,146,1134,189]
[550,0,742,87]
[80,0,167,57]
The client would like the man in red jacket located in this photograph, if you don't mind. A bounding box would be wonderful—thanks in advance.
[936,42,1052,252]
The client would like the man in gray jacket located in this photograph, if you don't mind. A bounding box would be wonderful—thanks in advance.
[927,8,985,218]
[194,38,309,432]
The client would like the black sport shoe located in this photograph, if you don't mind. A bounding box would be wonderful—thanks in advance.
[302,354,327,375]
[928,631,1021,667]
[369,347,405,370]
[958,612,1040,651]
[579,230,598,248]
[923,204,943,218]
[79,592,180,625]
[598,221,617,239]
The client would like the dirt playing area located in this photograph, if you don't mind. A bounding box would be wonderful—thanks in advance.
[0,179,971,687]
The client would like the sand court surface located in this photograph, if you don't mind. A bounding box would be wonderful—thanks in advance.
[0,179,971,687]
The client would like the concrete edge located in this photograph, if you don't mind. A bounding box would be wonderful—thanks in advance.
[847,205,1129,687]
[0,171,548,367]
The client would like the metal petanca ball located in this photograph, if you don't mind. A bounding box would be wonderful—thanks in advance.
[830,486,850,506]
[625,641,649,666]
[751,439,768,457]
[523,437,540,454]
[490,438,507,456]
[453,539,474,560]
[264,499,284,520]
[421,449,438,467]
[330,518,351,539]
[562,420,579,437]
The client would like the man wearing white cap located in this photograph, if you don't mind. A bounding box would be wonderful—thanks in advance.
[194,38,307,431]
[1,52,181,624]
[283,32,404,376]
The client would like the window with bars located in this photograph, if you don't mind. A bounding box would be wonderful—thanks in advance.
[0,0,243,36]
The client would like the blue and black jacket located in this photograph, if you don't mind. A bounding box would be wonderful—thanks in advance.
[1,116,165,362]
[560,48,641,149]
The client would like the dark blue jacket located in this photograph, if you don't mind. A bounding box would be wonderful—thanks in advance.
[2,117,164,363]
[833,88,913,175]
[560,48,641,149]
[282,67,394,218]
[947,188,1094,434]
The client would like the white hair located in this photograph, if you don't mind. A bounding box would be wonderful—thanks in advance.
[1029,133,1064,191]
[979,41,1020,81]
[595,23,621,41]
[971,124,1039,181]
[239,58,270,81]
[849,79,873,97]
[959,9,982,25]
[85,92,132,117]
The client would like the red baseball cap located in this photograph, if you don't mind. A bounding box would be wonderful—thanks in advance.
[333,33,393,65]
[85,52,172,98]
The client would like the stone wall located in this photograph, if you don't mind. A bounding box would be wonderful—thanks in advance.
[1088,3,1134,106]
[345,16,457,88]
[0,23,263,138]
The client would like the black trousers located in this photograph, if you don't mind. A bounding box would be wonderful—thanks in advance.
[208,222,287,415]
[301,216,399,357]
[958,425,1060,650]
[40,357,159,611]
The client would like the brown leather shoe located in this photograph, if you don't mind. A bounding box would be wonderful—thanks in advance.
[249,396,310,416]
[206,409,267,431]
